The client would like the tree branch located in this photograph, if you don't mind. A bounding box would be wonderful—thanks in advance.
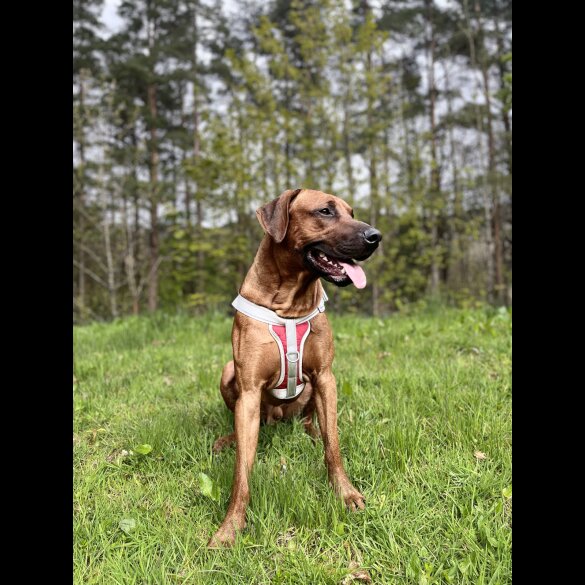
[73,259,108,289]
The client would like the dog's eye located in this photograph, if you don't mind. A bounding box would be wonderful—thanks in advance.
[318,208,332,216]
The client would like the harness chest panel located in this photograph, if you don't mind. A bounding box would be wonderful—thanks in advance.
[231,291,328,401]
[268,321,311,396]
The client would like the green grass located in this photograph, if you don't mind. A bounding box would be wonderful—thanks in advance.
[74,307,511,584]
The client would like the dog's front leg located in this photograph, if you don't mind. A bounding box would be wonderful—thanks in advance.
[314,369,365,511]
[208,382,261,548]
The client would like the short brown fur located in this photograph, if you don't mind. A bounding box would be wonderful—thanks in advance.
[208,189,376,547]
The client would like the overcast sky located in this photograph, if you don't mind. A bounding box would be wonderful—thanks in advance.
[101,0,461,37]
[101,0,123,35]
[101,0,239,35]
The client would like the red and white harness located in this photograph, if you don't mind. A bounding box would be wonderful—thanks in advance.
[231,290,328,400]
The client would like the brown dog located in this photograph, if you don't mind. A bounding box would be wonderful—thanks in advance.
[208,188,381,547]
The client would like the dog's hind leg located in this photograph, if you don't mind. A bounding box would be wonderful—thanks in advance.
[219,361,238,411]
[213,361,239,454]
[301,384,321,441]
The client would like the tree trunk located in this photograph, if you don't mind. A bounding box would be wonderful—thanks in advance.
[381,102,392,210]
[192,13,205,295]
[474,0,504,304]
[147,81,160,313]
[183,152,192,228]
[100,165,118,318]
[495,10,512,177]
[130,124,141,314]
[342,86,355,201]
[462,0,494,301]
[425,0,441,297]
[77,71,87,318]
[400,77,414,194]
[365,45,380,317]
[304,96,314,185]
[495,6,512,306]
[284,69,292,187]
[122,191,140,316]
[443,58,463,290]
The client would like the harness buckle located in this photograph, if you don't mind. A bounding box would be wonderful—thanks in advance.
[286,351,300,363]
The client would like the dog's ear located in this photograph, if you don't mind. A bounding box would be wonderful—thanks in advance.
[256,188,302,243]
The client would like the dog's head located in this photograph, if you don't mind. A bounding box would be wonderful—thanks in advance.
[256,188,381,288]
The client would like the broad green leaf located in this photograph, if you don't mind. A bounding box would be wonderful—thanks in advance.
[134,444,152,455]
[119,518,136,534]
[341,381,352,396]
[198,472,220,501]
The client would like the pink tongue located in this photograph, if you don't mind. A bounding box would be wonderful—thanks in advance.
[339,261,367,289]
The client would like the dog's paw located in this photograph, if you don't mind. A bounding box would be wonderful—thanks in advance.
[207,529,235,548]
[212,433,235,454]
[207,517,246,548]
[207,527,237,548]
[342,488,366,511]
[332,476,366,511]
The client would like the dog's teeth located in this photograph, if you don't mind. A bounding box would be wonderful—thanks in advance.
[319,252,325,258]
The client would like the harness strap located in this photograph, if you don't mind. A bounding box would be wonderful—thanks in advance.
[231,289,328,399]
[231,290,328,326]
[285,320,298,398]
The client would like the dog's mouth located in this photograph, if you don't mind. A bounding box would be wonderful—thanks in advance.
[304,247,367,288]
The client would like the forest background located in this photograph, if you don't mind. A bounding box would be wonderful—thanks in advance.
[73,0,512,322]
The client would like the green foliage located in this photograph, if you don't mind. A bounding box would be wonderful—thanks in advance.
[133,444,153,455]
[197,472,221,502]
[73,0,512,322]
[497,52,512,113]
[118,518,136,534]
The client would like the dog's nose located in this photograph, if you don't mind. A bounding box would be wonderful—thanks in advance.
[363,227,382,245]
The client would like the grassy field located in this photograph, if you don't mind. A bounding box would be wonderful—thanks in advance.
[73,306,511,584]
